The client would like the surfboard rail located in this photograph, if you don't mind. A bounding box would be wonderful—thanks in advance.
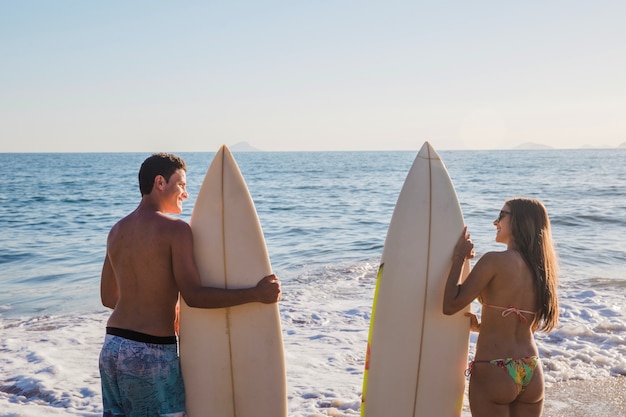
[361,141,470,417]
[179,145,287,417]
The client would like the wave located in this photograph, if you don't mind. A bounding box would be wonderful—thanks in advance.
[0,249,31,264]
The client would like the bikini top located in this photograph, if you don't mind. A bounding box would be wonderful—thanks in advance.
[482,303,537,324]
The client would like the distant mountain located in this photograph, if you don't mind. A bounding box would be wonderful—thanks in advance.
[229,141,262,152]
[512,141,626,150]
[513,142,554,150]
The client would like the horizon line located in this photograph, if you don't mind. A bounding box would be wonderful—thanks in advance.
[2,146,626,154]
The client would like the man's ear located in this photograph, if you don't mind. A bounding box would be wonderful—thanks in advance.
[154,175,166,190]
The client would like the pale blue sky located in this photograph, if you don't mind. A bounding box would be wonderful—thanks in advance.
[1,0,624,152]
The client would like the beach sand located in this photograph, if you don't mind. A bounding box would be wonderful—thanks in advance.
[459,376,625,417]
[542,377,625,417]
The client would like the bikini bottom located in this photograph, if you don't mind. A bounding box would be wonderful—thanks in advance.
[466,356,539,394]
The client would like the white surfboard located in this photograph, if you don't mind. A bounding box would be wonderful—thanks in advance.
[179,145,287,417]
[361,142,470,417]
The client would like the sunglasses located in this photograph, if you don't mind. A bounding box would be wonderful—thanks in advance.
[496,210,511,222]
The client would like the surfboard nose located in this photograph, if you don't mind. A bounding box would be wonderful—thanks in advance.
[418,141,441,161]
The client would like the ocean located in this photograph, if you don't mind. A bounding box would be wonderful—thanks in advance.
[1,147,625,416]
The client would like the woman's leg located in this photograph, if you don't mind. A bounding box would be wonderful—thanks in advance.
[469,362,518,417]
[511,364,544,417]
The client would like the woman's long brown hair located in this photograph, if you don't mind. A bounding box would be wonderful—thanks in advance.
[507,198,559,332]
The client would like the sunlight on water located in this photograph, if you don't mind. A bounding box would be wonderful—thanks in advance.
[0,149,624,416]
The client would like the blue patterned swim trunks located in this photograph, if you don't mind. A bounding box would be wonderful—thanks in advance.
[99,327,186,417]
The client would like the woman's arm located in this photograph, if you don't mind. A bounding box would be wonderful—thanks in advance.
[443,227,496,315]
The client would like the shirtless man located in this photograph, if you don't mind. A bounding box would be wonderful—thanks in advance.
[99,153,281,417]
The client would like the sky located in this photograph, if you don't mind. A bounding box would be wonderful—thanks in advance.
[1,0,625,152]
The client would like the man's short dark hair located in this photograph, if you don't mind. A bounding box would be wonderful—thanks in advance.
[138,153,187,196]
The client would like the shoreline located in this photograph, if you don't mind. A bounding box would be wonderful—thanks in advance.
[541,376,626,417]
[460,376,626,417]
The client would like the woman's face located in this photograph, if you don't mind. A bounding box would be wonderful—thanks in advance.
[494,204,512,244]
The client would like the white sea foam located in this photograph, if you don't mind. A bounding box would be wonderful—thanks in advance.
[0,314,104,416]
[1,262,624,416]
[1,149,624,415]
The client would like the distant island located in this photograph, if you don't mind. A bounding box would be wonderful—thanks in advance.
[513,142,626,150]
[229,141,262,152]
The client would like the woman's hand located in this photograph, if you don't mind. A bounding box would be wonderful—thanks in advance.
[465,312,480,332]
[453,226,475,261]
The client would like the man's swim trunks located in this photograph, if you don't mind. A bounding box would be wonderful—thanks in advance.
[99,327,186,417]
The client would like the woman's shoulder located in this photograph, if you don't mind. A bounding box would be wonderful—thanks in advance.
[478,250,512,262]
[483,249,519,259]
[475,250,521,271]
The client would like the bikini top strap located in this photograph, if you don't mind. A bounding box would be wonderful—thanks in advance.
[482,303,536,323]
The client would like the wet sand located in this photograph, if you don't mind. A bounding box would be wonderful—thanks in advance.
[542,376,626,417]
[460,376,625,417]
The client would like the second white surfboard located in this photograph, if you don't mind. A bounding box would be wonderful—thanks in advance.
[362,141,470,417]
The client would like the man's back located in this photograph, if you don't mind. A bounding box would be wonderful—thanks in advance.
[99,153,281,417]
[104,206,183,337]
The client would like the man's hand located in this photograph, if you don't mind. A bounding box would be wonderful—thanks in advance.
[255,274,282,303]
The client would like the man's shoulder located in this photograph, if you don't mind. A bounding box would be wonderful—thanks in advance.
[156,214,192,236]
[157,211,188,224]
[112,210,190,234]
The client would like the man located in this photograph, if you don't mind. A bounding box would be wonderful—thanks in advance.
[99,153,281,417]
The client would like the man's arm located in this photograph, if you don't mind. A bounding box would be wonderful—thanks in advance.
[171,221,281,308]
[100,253,119,309]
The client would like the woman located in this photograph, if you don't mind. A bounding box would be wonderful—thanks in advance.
[443,198,559,417]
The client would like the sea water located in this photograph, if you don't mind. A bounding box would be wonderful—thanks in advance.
[0,148,625,416]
